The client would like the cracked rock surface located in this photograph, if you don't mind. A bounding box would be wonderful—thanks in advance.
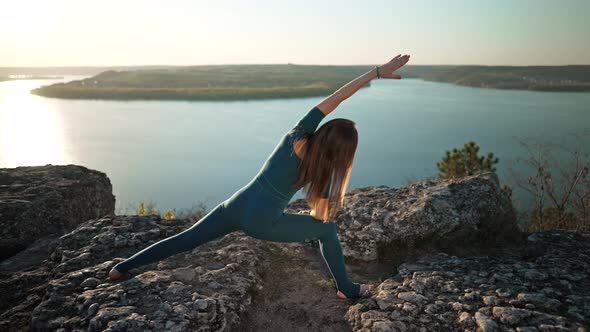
[1,215,265,331]
[344,231,590,331]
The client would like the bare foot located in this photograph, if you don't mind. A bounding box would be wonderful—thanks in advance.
[336,283,376,299]
[108,267,123,281]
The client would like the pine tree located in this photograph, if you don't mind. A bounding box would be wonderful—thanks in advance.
[436,141,499,179]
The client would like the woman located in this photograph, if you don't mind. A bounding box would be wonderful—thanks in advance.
[109,54,411,299]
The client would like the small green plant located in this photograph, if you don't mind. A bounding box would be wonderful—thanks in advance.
[163,209,175,220]
[129,200,207,221]
[246,283,258,297]
[437,141,498,179]
[137,202,146,216]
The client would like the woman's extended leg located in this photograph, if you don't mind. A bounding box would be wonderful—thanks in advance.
[112,202,240,274]
[243,211,360,298]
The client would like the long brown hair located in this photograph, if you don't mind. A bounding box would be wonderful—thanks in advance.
[292,118,358,222]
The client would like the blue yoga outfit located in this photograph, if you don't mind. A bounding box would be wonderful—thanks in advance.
[114,106,360,297]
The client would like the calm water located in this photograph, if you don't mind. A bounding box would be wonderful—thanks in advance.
[1,77,589,214]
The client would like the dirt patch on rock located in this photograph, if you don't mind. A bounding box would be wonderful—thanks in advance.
[239,241,378,332]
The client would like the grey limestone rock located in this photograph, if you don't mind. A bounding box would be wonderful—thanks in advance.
[0,164,115,259]
[344,231,590,331]
[1,214,265,331]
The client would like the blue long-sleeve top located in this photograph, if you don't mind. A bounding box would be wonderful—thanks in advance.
[251,106,331,206]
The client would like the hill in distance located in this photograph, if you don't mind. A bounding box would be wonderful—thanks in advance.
[22,64,590,101]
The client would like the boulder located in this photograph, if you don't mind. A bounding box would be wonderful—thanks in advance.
[334,172,522,261]
[0,164,115,259]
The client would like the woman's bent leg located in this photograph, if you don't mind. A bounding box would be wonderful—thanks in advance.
[245,212,360,298]
[114,202,239,273]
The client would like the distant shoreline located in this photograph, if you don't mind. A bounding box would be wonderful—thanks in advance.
[24,64,590,101]
[30,65,374,101]
[0,75,64,82]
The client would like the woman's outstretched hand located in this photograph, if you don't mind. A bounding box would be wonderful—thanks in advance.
[377,54,410,79]
[315,53,410,116]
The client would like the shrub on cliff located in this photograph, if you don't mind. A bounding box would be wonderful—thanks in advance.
[436,141,499,178]
[436,141,512,200]
[507,135,589,233]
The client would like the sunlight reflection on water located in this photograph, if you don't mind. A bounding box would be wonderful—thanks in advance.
[0,80,68,167]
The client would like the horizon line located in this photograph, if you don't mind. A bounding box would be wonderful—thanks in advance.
[1,63,589,68]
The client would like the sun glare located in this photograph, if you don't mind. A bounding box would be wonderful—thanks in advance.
[0,1,56,34]
[0,80,68,167]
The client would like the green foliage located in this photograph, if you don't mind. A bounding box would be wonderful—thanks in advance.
[23,65,590,101]
[436,141,513,213]
[130,200,206,221]
[31,64,374,101]
[436,141,499,179]
[396,65,590,91]
[433,136,589,234]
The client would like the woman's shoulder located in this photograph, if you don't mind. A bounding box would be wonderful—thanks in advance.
[285,122,311,160]
[292,137,308,159]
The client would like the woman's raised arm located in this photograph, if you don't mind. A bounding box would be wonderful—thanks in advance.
[316,54,410,116]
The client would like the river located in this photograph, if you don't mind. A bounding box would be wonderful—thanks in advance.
[1,76,589,216]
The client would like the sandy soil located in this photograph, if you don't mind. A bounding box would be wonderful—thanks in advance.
[238,241,381,332]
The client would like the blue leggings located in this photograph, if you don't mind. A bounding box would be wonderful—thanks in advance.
[114,176,360,297]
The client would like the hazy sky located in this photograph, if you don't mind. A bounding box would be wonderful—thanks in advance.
[2,0,589,66]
